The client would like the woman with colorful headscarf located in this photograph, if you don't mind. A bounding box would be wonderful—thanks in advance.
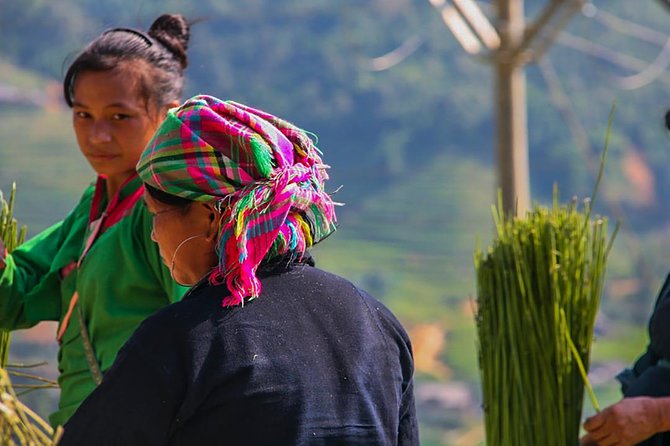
[60,95,419,445]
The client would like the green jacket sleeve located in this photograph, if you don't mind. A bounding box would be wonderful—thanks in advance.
[0,222,69,329]
[0,190,90,330]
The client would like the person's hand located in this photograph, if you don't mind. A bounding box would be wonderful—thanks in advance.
[580,397,663,446]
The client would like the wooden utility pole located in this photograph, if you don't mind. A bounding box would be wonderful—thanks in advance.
[495,0,529,216]
[430,0,584,216]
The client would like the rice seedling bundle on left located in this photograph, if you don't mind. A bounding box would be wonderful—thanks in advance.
[0,184,61,445]
[0,183,26,368]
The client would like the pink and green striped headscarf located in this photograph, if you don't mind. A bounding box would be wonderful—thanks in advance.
[137,95,337,306]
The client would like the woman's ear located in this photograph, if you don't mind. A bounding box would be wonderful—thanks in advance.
[201,203,221,241]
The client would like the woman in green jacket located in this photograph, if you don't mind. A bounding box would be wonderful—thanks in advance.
[0,13,191,427]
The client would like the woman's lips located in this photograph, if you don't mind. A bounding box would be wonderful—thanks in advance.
[87,153,118,160]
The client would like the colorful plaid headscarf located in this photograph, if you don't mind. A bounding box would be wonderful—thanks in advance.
[137,95,337,306]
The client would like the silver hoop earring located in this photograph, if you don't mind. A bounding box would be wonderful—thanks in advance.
[170,234,206,286]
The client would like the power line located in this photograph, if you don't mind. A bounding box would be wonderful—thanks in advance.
[555,31,670,87]
[362,34,425,71]
[356,1,670,89]
[614,38,670,90]
[587,5,667,46]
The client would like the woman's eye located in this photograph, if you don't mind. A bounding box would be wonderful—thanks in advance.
[112,113,130,121]
[74,111,90,119]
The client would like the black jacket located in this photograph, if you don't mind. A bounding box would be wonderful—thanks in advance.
[60,262,418,445]
[618,273,670,446]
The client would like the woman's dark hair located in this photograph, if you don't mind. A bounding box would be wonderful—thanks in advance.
[63,14,190,109]
[665,109,670,132]
[145,184,193,209]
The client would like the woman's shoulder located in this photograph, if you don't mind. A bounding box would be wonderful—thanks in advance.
[50,182,96,235]
[265,264,409,330]
[78,182,96,201]
[276,264,377,302]
[68,182,97,217]
[134,282,221,331]
[303,266,411,339]
[138,266,361,332]
[131,264,410,344]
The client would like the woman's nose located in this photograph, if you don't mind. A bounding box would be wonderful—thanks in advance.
[90,121,112,144]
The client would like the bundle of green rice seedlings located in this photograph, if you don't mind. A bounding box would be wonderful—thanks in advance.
[474,114,617,445]
[0,367,62,445]
[0,185,58,445]
[0,184,27,368]
[0,184,27,253]
[475,188,615,445]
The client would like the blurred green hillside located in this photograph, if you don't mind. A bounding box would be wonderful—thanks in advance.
[1,0,669,444]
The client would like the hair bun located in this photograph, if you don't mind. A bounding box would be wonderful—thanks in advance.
[148,14,190,69]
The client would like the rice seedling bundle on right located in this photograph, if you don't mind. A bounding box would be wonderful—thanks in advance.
[474,191,616,446]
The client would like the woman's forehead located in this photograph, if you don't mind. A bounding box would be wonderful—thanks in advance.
[72,67,145,110]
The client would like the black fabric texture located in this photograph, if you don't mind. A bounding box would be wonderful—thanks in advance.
[617,272,670,445]
[60,262,418,445]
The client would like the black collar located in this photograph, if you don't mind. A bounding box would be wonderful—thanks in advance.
[182,251,315,301]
